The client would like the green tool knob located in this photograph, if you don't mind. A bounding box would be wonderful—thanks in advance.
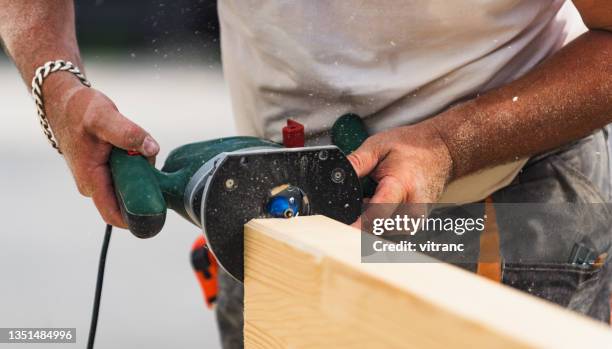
[331,113,377,197]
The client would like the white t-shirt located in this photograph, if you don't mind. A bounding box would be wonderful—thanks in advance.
[218,0,587,203]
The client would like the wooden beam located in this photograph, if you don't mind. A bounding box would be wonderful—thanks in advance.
[244,215,612,349]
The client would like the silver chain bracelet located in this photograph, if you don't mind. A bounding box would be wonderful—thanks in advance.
[31,60,91,154]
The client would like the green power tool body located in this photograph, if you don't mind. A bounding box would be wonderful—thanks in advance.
[109,114,372,282]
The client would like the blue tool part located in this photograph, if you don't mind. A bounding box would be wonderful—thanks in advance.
[267,195,300,218]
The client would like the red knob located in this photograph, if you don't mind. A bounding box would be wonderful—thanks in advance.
[282,119,305,148]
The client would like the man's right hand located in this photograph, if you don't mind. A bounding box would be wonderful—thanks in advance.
[43,73,160,228]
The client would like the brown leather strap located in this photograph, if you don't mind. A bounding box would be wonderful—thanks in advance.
[476,197,502,282]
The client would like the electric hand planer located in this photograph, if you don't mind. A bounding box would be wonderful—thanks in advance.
[109,114,373,282]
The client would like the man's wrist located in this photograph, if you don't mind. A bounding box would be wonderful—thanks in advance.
[426,101,479,180]
[42,70,85,101]
[40,71,87,123]
[421,116,457,184]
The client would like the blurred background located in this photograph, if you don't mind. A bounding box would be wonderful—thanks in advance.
[0,1,229,348]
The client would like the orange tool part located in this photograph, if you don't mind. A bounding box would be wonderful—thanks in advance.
[190,235,219,308]
[476,197,502,282]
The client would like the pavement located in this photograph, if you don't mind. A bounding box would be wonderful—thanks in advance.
[0,57,231,348]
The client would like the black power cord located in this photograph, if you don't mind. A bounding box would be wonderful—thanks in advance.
[87,224,112,349]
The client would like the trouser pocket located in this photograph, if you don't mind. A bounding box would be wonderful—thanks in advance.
[502,258,610,322]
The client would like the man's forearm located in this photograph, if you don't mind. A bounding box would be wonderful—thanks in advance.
[0,0,81,88]
[432,30,612,180]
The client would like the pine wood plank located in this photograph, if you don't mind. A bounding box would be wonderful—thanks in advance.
[244,215,612,349]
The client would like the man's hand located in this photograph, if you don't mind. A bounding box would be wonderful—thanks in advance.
[44,73,159,227]
[0,0,161,228]
[348,121,453,208]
